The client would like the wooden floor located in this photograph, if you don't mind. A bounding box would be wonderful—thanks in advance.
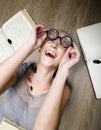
[0,0,101,130]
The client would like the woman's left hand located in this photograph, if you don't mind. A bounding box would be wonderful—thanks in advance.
[59,43,80,71]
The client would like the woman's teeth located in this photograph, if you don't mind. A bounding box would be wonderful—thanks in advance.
[45,50,56,58]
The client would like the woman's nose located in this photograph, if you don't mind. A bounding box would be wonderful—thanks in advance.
[51,39,59,48]
[51,43,57,48]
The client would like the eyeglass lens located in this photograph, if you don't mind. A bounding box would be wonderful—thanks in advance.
[47,29,59,40]
[47,29,73,48]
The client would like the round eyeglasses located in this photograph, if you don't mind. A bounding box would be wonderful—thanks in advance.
[46,29,73,48]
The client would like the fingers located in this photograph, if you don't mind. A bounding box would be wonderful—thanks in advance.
[35,25,46,33]
[37,30,46,38]
[73,43,80,59]
[69,43,80,54]
[35,25,46,38]
[70,45,80,63]
[72,42,79,52]
[35,25,46,30]
[64,42,80,61]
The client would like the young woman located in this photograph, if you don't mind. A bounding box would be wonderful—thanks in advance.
[0,25,80,130]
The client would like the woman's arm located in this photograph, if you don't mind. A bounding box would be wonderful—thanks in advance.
[33,43,80,130]
[0,25,46,94]
[0,43,34,94]
[60,85,71,117]
[33,68,70,130]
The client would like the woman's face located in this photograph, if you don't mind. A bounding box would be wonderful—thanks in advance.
[40,32,68,68]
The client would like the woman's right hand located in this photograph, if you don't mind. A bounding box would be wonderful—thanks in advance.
[28,25,46,51]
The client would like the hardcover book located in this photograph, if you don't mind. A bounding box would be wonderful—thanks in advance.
[77,22,101,99]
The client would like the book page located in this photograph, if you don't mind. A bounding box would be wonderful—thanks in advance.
[77,22,101,61]
[0,118,25,130]
[0,29,14,63]
[87,60,101,99]
[2,9,36,50]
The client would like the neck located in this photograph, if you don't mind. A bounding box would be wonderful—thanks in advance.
[33,62,56,90]
[37,62,55,82]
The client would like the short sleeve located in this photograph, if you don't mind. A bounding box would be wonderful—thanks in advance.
[16,61,32,83]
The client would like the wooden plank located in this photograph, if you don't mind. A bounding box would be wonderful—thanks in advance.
[0,0,101,130]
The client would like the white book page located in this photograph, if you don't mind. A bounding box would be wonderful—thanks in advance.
[0,29,14,63]
[0,118,25,130]
[0,122,19,130]
[87,60,101,99]
[2,9,36,50]
[77,22,101,61]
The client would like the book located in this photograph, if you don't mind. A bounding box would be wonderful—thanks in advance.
[0,118,25,130]
[77,22,101,99]
[0,9,40,63]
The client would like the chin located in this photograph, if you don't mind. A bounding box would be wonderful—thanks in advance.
[41,58,58,69]
[40,50,59,68]
[42,59,54,67]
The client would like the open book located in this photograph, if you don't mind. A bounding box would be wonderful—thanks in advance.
[0,118,25,130]
[0,9,40,63]
[77,22,101,99]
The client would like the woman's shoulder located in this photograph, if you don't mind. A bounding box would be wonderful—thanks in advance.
[12,61,36,86]
[17,61,36,77]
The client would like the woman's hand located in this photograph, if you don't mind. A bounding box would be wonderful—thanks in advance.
[59,43,80,71]
[28,25,46,51]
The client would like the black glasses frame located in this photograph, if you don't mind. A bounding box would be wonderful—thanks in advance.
[46,29,73,48]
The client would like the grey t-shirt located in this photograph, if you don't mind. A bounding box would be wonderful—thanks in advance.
[0,62,47,130]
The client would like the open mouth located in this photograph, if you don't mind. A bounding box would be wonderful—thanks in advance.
[45,50,56,58]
